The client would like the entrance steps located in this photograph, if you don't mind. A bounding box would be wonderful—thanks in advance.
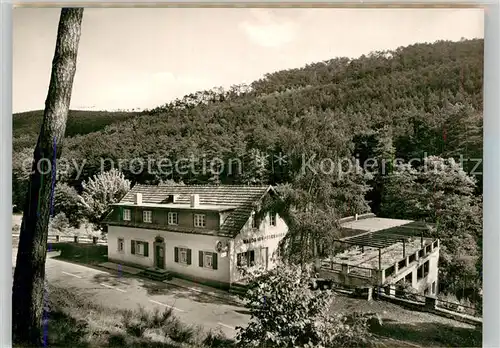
[140,267,172,282]
[229,282,249,297]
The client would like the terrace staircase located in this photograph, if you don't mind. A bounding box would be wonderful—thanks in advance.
[140,267,172,282]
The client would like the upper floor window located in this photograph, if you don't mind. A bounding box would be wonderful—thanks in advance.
[194,214,206,228]
[143,210,152,223]
[269,212,277,226]
[123,209,131,221]
[168,212,178,225]
[252,213,258,228]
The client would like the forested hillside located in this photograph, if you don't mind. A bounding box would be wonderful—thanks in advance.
[13,109,141,150]
[13,39,483,211]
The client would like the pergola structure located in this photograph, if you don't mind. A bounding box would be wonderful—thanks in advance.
[331,221,437,284]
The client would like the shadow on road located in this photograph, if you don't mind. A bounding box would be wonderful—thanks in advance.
[164,286,239,306]
[89,272,238,308]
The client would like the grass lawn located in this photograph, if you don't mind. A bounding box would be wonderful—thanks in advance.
[330,294,482,347]
[50,242,109,266]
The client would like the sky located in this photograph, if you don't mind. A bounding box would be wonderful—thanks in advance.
[13,7,484,113]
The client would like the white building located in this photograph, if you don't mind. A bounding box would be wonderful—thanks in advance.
[103,184,288,290]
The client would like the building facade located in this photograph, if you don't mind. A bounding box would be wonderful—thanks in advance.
[103,185,288,289]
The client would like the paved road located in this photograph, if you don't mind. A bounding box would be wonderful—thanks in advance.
[12,249,249,338]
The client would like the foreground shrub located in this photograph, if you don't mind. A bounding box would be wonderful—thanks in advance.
[235,262,372,348]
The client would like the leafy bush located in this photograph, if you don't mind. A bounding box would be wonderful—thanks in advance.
[54,182,86,228]
[236,262,372,348]
[49,213,70,233]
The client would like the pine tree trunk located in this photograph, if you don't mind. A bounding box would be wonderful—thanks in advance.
[12,8,84,346]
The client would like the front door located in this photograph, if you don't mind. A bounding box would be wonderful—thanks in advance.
[155,244,165,269]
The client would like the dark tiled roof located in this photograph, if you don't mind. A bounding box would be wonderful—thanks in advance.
[121,184,271,206]
[111,184,273,237]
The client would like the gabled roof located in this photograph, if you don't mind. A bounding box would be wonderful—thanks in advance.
[107,184,275,237]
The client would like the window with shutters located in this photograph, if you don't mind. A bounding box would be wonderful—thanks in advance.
[143,210,152,223]
[131,240,149,257]
[174,247,191,265]
[179,248,188,263]
[123,209,131,221]
[168,212,178,225]
[199,251,217,270]
[204,253,213,268]
[136,242,144,255]
[194,214,206,227]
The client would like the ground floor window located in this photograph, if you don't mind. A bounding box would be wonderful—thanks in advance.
[199,251,217,270]
[118,238,124,252]
[174,247,191,265]
[180,248,188,263]
[237,250,255,267]
[131,240,149,257]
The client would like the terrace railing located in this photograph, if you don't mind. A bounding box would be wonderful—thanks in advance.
[320,260,374,279]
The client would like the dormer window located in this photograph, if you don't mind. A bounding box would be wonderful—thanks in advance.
[143,210,152,223]
[168,212,178,225]
[123,209,131,221]
[164,194,179,203]
[194,214,206,228]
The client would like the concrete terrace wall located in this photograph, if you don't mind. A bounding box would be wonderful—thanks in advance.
[385,241,440,294]
[108,225,231,287]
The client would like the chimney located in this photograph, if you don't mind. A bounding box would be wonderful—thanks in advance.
[190,194,200,208]
[135,193,142,205]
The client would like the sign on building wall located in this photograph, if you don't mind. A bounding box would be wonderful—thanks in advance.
[243,232,286,244]
[215,240,229,253]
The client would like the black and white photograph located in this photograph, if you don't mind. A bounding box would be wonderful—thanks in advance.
[11,6,484,347]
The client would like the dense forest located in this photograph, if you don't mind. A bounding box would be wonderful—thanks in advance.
[13,38,483,303]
